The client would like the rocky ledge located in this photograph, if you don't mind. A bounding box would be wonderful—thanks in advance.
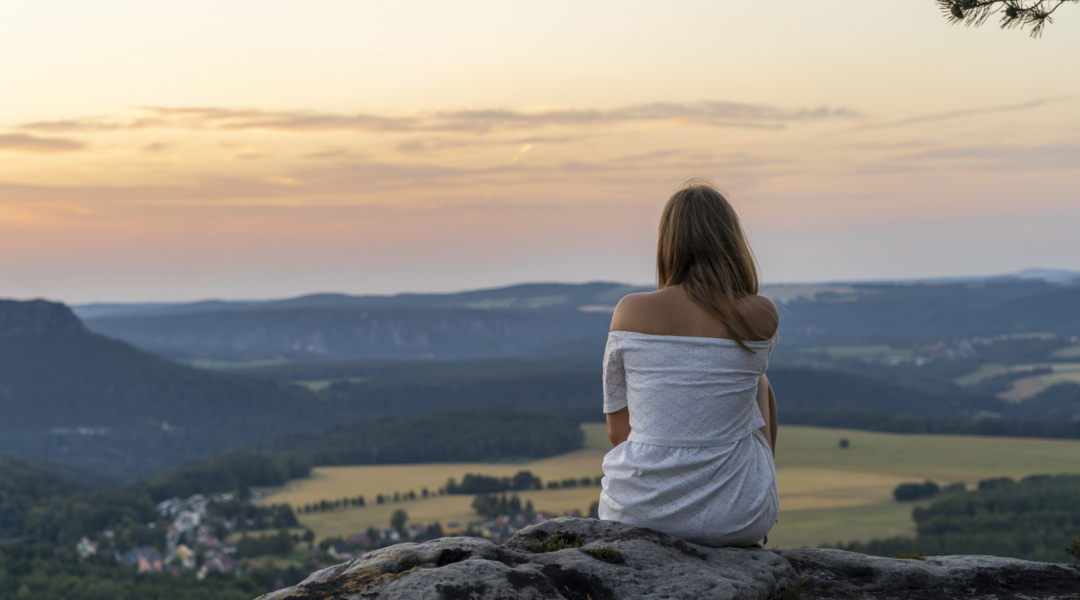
[257,518,1080,600]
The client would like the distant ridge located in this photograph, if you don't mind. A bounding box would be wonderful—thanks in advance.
[71,269,1080,319]
[809,268,1080,287]
[73,281,644,319]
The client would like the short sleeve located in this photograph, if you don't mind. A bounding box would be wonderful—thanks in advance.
[602,334,628,413]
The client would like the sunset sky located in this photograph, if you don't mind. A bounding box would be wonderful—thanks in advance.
[3,0,1079,303]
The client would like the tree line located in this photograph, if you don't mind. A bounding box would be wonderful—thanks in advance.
[0,544,308,600]
[841,474,1080,563]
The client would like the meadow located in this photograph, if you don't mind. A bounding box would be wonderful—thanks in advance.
[261,424,1080,549]
[955,360,1080,401]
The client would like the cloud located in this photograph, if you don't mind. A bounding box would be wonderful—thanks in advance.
[397,138,476,153]
[900,141,1080,170]
[303,149,362,160]
[21,101,860,135]
[849,98,1068,131]
[19,116,158,132]
[0,133,86,153]
[508,143,532,164]
[611,149,687,163]
[850,141,1080,176]
[398,134,586,154]
[141,142,172,153]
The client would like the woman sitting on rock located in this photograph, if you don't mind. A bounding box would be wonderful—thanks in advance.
[599,180,779,548]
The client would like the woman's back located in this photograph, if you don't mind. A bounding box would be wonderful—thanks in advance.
[599,286,779,547]
[607,331,773,447]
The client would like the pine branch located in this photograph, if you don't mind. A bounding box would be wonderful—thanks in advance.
[935,0,1078,37]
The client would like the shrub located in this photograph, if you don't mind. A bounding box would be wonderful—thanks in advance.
[584,546,625,563]
[893,481,940,502]
[530,533,583,553]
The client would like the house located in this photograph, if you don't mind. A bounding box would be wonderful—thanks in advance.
[328,544,356,561]
[197,555,235,580]
[119,547,163,573]
[347,533,372,546]
[173,544,196,569]
[76,536,98,558]
[443,522,464,535]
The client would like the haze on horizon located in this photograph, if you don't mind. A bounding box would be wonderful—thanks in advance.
[2,0,1079,304]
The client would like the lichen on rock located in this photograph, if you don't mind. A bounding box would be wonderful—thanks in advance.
[255,517,1080,600]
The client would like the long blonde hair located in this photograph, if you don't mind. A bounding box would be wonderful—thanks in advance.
[657,180,764,351]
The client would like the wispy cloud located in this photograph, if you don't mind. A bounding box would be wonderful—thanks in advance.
[141,142,172,153]
[0,133,86,153]
[509,143,532,164]
[398,134,585,154]
[850,141,1080,176]
[21,101,860,135]
[849,98,1068,131]
[303,148,362,160]
[611,149,687,163]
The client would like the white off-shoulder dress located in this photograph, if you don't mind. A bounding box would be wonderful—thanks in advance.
[598,330,779,547]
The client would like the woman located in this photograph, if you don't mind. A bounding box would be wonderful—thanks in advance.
[598,180,779,548]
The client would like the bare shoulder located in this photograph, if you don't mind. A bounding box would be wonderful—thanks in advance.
[735,294,779,339]
[611,288,778,339]
[609,290,667,333]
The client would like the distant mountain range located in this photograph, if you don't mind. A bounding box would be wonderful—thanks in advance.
[66,271,1080,362]
[2,278,1079,480]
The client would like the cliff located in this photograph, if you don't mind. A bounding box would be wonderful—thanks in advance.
[0,299,85,335]
[256,518,1080,600]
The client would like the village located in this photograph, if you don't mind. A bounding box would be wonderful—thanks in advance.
[72,490,588,579]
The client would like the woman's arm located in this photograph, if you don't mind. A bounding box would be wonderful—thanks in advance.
[756,374,777,456]
[606,407,631,447]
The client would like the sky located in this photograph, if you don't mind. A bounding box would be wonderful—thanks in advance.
[2,0,1079,303]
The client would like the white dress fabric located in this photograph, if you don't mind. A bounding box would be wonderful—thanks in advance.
[598,330,779,547]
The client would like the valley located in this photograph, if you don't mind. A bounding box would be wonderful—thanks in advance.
[259,424,1080,549]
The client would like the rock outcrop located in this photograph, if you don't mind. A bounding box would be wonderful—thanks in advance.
[256,518,1080,600]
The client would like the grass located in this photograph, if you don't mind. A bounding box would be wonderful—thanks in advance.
[582,424,612,451]
[765,500,929,549]
[530,533,583,553]
[1051,345,1080,359]
[1067,536,1080,560]
[1000,364,1080,402]
[774,425,1080,482]
[282,486,608,542]
[294,377,364,392]
[584,546,625,563]
[893,548,925,560]
[264,424,1080,548]
[954,363,1015,386]
[954,361,1080,400]
[261,449,606,508]
[187,358,291,370]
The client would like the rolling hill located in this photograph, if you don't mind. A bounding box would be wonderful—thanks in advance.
[0,299,322,477]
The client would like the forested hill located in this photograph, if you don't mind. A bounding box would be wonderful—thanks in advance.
[74,273,1080,362]
[0,410,584,547]
[0,299,321,477]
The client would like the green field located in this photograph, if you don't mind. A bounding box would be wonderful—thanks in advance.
[1052,344,1080,359]
[260,424,1080,549]
[955,361,1080,401]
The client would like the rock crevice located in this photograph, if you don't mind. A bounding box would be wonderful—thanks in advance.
[257,518,1080,600]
